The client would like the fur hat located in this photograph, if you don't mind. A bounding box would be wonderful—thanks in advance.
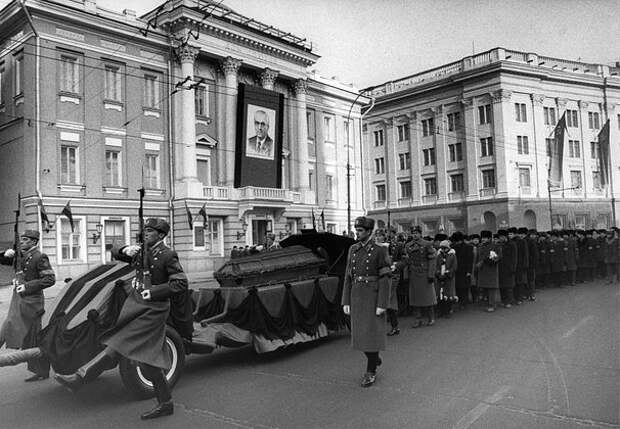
[434,233,448,242]
[480,230,492,239]
[451,231,464,242]
[518,227,529,234]
[21,229,40,240]
[507,227,518,234]
[497,229,509,237]
[354,216,375,230]
[145,218,170,235]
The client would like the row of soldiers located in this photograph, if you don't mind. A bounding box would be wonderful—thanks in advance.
[381,226,619,327]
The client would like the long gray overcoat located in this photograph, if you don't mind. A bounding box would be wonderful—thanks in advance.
[342,239,391,352]
[475,241,502,289]
[400,238,437,307]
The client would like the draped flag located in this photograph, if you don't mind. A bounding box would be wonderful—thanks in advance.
[320,209,325,231]
[311,208,316,230]
[548,112,566,188]
[184,201,193,230]
[597,119,610,187]
[61,201,74,232]
[198,203,208,228]
[38,197,50,232]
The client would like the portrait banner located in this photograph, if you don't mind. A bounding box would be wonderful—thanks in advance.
[235,84,284,188]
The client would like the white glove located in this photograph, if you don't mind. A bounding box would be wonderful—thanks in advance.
[141,289,151,300]
[376,307,386,316]
[4,249,15,258]
[123,245,141,257]
[16,284,26,295]
[343,305,350,315]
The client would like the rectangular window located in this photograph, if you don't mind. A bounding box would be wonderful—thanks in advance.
[374,157,385,174]
[60,218,82,261]
[104,150,121,187]
[566,109,579,127]
[570,170,582,189]
[400,181,412,198]
[60,55,79,93]
[197,158,210,185]
[323,116,335,142]
[60,145,78,184]
[194,219,223,255]
[397,124,410,141]
[376,184,386,201]
[447,112,461,131]
[448,143,463,162]
[398,152,411,170]
[480,137,494,157]
[104,65,121,102]
[568,140,581,158]
[590,141,599,159]
[545,138,554,156]
[194,84,209,117]
[326,175,334,200]
[544,107,556,126]
[308,169,314,190]
[515,103,527,122]
[588,112,600,129]
[143,74,159,108]
[422,148,436,166]
[450,174,464,192]
[373,130,384,147]
[145,153,160,188]
[424,177,437,195]
[14,54,23,96]
[517,135,529,155]
[306,110,316,140]
[0,68,4,104]
[519,168,531,187]
[478,104,491,124]
[422,118,435,137]
[592,171,601,189]
[482,169,496,188]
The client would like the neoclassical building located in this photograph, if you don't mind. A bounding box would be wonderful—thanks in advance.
[363,47,620,235]
[0,0,366,279]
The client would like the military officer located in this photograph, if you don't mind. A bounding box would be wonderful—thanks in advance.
[0,229,55,381]
[56,218,192,420]
[342,216,391,388]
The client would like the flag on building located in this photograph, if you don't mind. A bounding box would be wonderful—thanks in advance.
[548,112,566,187]
[320,209,325,231]
[184,201,193,230]
[38,197,50,232]
[597,119,610,186]
[61,201,74,232]
[311,208,316,230]
[198,203,208,228]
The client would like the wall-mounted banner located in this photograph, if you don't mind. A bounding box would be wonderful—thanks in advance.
[235,84,284,188]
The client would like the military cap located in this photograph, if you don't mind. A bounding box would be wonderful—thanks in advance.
[354,216,375,230]
[480,230,492,239]
[145,218,170,235]
[21,229,40,240]
[507,227,518,234]
[434,233,448,242]
[497,229,509,237]
[411,225,422,233]
[518,227,528,234]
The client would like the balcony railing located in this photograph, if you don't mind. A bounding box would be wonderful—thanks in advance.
[203,186,305,203]
[422,195,438,204]
[203,186,230,199]
[479,188,496,197]
[448,191,464,201]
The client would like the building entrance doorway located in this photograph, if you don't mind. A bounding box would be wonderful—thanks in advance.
[252,219,272,245]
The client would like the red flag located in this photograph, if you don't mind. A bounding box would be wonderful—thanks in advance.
[198,203,208,228]
[548,112,566,188]
[61,201,74,232]
[597,120,610,186]
[184,201,193,230]
[38,197,50,232]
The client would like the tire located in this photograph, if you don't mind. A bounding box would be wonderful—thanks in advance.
[118,325,185,399]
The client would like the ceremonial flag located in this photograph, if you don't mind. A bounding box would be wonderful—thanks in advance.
[61,201,74,232]
[184,201,193,230]
[38,197,50,232]
[597,119,610,186]
[198,203,208,228]
[320,209,325,231]
[548,112,566,188]
[311,208,316,229]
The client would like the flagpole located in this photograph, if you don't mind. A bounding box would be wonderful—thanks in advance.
[547,179,553,229]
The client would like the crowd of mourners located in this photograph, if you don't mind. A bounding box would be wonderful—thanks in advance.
[375,226,619,335]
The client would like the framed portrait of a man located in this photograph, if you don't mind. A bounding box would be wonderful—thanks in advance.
[246,105,276,160]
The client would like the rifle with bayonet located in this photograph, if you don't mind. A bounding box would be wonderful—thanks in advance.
[13,194,25,291]
[137,185,151,291]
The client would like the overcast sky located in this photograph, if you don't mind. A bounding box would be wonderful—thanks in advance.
[10,0,620,88]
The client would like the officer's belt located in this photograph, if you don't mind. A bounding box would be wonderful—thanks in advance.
[353,275,378,282]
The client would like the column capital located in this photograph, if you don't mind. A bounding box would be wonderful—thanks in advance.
[459,97,474,108]
[220,56,242,76]
[531,93,545,106]
[578,100,589,109]
[175,45,199,64]
[260,68,279,89]
[491,89,512,102]
[294,79,308,96]
[556,97,568,109]
[405,111,417,121]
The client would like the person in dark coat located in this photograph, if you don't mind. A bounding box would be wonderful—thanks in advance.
[452,231,473,309]
[0,229,55,381]
[575,230,587,283]
[374,230,399,336]
[563,230,578,286]
[512,227,529,303]
[342,216,391,388]
[435,240,457,317]
[56,218,191,420]
[536,233,551,289]
[525,229,539,301]
[469,234,481,303]
[604,229,619,284]
[498,229,517,307]
[474,230,501,312]
[548,231,565,288]
[595,230,607,279]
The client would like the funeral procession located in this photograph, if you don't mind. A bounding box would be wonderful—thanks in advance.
[0,0,618,428]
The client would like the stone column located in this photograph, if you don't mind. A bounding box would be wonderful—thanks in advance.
[221,56,242,186]
[491,89,512,197]
[260,68,279,91]
[460,97,479,199]
[294,79,309,192]
[434,105,448,203]
[530,94,545,198]
[578,100,590,198]
[408,112,421,205]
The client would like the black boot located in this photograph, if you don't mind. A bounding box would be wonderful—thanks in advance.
[55,350,116,392]
[141,401,174,420]
[140,366,173,420]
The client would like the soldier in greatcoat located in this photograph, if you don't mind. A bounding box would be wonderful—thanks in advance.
[562,230,578,286]
[525,229,539,301]
[374,230,400,336]
[0,229,55,381]
[342,217,391,388]
[452,231,473,309]
[512,227,529,304]
[398,225,437,327]
[56,218,192,420]
[474,230,502,312]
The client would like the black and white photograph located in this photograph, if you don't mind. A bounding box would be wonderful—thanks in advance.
[245,104,275,160]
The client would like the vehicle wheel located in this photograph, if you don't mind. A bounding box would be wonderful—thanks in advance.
[118,325,185,399]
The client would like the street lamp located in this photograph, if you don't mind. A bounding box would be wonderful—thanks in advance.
[91,223,103,244]
[236,221,248,240]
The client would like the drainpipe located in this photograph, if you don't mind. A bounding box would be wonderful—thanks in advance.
[358,96,376,217]
[167,53,176,244]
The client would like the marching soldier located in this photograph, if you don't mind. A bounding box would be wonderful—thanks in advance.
[56,218,192,420]
[0,229,55,382]
[342,217,391,388]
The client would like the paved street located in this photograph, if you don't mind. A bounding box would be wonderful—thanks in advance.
[0,280,618,429]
